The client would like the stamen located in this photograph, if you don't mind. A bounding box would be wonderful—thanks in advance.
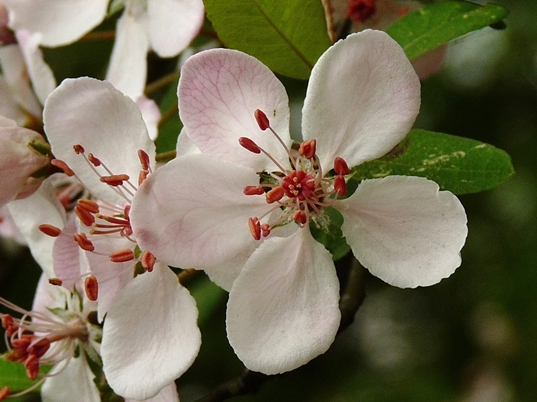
[239,137,261,154]
[73,144,85,154]
[244,185,265,196]
[74,205,95,226]
[100,174,130,187]
[248,217,261,240]
[293,210,308,225]
[0,386,10,400]
[38,224,62,237]
[334,175,347,197]
[138,149,151,172]
[254,109,270,131]
[74,233,95,252]
[48,278,63,286]
[109,249,135,262]
[299,139,316,160]
[266,186,285,204]
[141,251,156,272]
[50,159,75,177]
[334,157,350,175]
[84,276,99,301]
[88,153,101,167]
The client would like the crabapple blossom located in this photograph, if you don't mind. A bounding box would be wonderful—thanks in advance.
[130,30,468,374]
[1,274,101,402]
[39,77,201,400]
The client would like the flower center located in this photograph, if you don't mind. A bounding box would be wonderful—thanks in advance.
[39,145,156,301]
[240,109,350,240]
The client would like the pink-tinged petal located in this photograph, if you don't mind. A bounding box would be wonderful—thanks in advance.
[52,214,87,292]
[176,128,201,156]
[0,205,26,245]
[227,227,341,375]
[0,78,29,125]
[178,48,291,171]
[126,382,179,402]
[131,154,267,272]
[43,77,156,205]
[106,10,149,100]
[15,30,56,105]
[8,177,66,278]
[84,235,136,322]
[338,175,468,288]
[41,355,100,402]
[32,273,66,313]
[0,44,42,117]
[102,263,200,400]
[148,0,204,57]
[302,30,420,170]
[3,0,108,47]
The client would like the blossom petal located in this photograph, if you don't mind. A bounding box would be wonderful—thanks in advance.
[43,77,155,204]
[148,0,204,57]
[3,0,108,47]
[227,227,341,375]
[125,382,179,402]
[176,128,201,156]
[41,355,100,402]
[302,30,420,170]
[131,154,267,274]
[338,175,468,288]
[178,48,291,171]
[102,263,200,400]
[106,9,149,100]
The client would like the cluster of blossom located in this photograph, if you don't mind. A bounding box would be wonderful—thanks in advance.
[0,0,468,401]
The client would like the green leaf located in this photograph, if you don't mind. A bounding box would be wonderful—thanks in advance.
[386,1,509,60]
[0,357,40,393]
[349,129,515,195]
[203,0,331,79]
[155,75,182,154]
[310,207,350,261]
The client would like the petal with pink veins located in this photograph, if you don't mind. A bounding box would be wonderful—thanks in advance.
[102,262,200,400]
[227,227,341,375]
[302,30,420,170]
[338,175,468,288]
[178,48,291,171]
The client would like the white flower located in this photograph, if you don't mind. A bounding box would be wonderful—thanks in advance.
[130,30,468,374]
[39,77,200,400]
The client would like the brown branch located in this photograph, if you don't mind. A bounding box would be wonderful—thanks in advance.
[193,258,367,402]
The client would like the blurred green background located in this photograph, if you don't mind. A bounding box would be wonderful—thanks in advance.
[1,0,536,401]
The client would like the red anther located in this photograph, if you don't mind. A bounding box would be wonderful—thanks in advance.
[334,175,347,197]
[74,233,95,252]
[11,335,32,350]
[75,205,96,226]
[100,174,130,186]
[138,149,151,171]
[73,144,85,154]
[88,153,101,167]
[95,214,128,225]
[78,199,100,214]
[299,139,317,160]
[84,275,99,301]
[238,137,261,154]
[333,157,350,175]
[38,224,62,237]
[266,186,285,204]
[24,354,40,380]
[243,185,265,196]
[28,338,51,359]
[0,386,10,400]
[48,278,63,286]
[141,251,156,272]
[248,217,261,240]
[51,159,75,176]
[124,204,131,219]
[109,249,135,262]
[293,210,308,225]
[346,0,376,22]
[138,169,149,186]
[254,109,270,131]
